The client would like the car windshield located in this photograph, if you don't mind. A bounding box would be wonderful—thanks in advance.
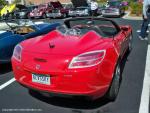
[108,1,120,7]
[0,20,41,32]
[51,2,62,8]
[62,4,73,8]
[63,18,119,37]
[28,5,38,10]
[0,22,19,31]
[38,4,46,8]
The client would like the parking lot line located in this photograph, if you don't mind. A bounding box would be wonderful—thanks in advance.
[0,78,16,90]
[62,17,72,21]
[139,45,150,113]
[137,30,149,33]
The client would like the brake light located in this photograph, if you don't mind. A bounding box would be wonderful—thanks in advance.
[69,50,106,69]
[12,44,22,62]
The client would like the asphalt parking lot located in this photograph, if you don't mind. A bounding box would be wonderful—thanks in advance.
[0,18,149,113]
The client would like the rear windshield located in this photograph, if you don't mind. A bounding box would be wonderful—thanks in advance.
[65,19,119,37]
[51,2,62,8]
[28,6,38,10]
[38,4,46,8]
[108,1,120,7]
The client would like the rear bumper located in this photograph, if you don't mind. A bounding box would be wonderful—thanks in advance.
[29,14,42,18]
[12,58,111,99]
[16,15,27,19]
[68,13,89,17]
[46,13,63,18]
[19,15,27,19]
[20,83,102,100]
[102,12,120,16]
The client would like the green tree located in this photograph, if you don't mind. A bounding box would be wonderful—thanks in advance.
[13,0,21,4]
[0,0,7,6]
[13,0,26,5]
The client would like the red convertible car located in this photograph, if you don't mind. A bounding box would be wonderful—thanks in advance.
[12,17,132,100]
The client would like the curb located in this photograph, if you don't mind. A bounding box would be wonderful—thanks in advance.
[138,45,150,113]
[122,11,142,20]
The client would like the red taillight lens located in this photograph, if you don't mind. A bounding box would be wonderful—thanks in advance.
[12,44,22,62]
[69,50,106,69]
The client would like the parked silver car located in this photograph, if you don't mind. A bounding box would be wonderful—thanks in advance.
[102,1,125,17]
[69,7,90,17]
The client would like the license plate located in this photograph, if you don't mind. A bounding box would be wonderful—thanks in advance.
[32,74,50,85]
[20,12,25,15]
[53,10,58,13]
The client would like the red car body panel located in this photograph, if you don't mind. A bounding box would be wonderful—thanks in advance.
[29,4,49,18]
[12,18,132,99]
[46,1,69,18]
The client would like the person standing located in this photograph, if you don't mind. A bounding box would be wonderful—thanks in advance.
[139,0,150,40]
[90,0,98,16]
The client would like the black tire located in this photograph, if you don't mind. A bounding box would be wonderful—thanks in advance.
[27,13,31,19]
[118,11,121,17]
[9,14,13,19]
[62,13,67,18]
[106,62,121,101]
[42,13,47,19]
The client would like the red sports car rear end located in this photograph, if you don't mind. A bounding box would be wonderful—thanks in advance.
[12,17,132,100]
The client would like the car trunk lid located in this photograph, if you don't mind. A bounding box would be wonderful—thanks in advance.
[22,30,104,56]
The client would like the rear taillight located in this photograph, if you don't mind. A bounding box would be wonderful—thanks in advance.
[12,44,22,62]
[69,50,106,69]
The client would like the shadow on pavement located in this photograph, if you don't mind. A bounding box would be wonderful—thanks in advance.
[120,50,130,78]
[0,63,12,75]
[29,89,110,110]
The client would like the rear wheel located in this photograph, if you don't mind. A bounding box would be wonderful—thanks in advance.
[8,14,13,19]
[107,62,121,101]
[128,34,133,52]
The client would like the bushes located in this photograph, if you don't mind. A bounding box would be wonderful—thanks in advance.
[0,0,7,6]
[97,0,107,3]
[97,0,107,8]
[130,2,143,16]
[96,0,143,16]
[120,0,143,16]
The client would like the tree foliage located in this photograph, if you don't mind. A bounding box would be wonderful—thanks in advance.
[0,0,7,6]
[13,0,21,4]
